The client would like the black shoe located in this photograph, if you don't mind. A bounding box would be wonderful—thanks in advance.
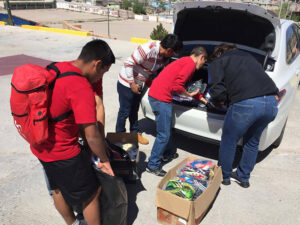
[146,165,167,177]
[222,179,231,185]
[162,153,179,162]
[231,172,250,188]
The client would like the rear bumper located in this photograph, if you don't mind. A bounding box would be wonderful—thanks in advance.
[141,95,286,151]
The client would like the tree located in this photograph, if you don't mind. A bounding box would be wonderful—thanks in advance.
[150,23,168,40]
[5,0,14,25]
[122,0,132,10]
[276,2,300,22]
[159,0,166,12]
[133,1,146,15]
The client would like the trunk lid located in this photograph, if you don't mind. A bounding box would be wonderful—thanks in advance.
[173,1,280,51]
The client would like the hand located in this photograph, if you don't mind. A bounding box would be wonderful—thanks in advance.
[200,97,208,105]
[97,161,115,176]
[130,82,141,94]
[145,79,152,87]
[188,88,200,97]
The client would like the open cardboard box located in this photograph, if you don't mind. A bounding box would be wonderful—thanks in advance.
[156,157,222,225]
[106,132,139,181]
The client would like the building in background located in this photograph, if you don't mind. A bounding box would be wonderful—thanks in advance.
[1,0,56,10]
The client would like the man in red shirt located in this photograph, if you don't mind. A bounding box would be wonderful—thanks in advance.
[147,46,208,176]
[32,40,115,225]
[43,78,107,223]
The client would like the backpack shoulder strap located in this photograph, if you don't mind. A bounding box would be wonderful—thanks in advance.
[58,71,83,79]
[46,62,60,75]
[47,62,83,89]
[47,62,83,78]
[46,62,83,123]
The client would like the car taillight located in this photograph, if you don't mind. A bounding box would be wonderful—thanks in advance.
[277,89,286,104]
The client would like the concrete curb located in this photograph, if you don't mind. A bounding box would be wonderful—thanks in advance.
[130,37,152,44]
[21,25,90,36]
[62,21,117,39]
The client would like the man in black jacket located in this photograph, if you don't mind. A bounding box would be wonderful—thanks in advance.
[208,43,279,188]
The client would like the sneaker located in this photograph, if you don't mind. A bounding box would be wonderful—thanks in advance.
[146,165,167,177]
[221,179,231,185]
[162,153,179,162]
[138,132,149,145]
[231,171,250,188]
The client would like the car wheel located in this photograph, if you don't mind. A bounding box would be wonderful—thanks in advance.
[272,119,287,148]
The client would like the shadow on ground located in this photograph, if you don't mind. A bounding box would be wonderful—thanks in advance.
[132,118,275,224]
[139,117,275,167]
[126,151,147,225]
[139,118,156,137]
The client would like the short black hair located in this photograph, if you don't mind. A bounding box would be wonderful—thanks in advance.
[191,46,207,57]
[78,39,115,66]
[160,34,183,53]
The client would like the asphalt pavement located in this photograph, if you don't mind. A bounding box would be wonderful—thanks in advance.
[0,25,299,225]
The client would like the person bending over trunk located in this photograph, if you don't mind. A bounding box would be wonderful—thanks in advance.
[209,43,278,188]
[146,46,208,176]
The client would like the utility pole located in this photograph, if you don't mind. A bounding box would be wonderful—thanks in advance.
[5,0,14,26]
[284,1,291,19]
[279,0,283,18]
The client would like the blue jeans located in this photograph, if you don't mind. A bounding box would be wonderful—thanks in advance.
[219,96,278,182]
[116,82,141,133]
[148,96,176,169]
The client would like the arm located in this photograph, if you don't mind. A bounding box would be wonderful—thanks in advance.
[208,60,227,102]
[81,123,114,176]
[95,94,112,157]
[69,79,113,176]
[200,96,208,104]
[124,44,148,84]
[182,89,200,97]
[125,44,152,94]
[95,95,105,137]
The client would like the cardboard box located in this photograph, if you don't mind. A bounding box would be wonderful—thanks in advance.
[156,157,222,225]
[106,132,139,181]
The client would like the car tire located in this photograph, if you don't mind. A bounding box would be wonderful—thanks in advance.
[272,119,287,148]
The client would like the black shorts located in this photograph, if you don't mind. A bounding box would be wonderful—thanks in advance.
[40,150,99,206]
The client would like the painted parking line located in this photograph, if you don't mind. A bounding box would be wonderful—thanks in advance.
[21,25,90,37]
[130,37,152,44]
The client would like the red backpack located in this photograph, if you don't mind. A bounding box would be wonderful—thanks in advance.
[10,63,82,145]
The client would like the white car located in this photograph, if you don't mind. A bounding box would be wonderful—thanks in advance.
[141,1,300,150]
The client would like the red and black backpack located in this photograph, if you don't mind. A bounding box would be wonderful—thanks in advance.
[10,62,82,145]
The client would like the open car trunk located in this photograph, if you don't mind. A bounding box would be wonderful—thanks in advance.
[171,62,228,114]
[173,1,280,51]
[169,1,281,114]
